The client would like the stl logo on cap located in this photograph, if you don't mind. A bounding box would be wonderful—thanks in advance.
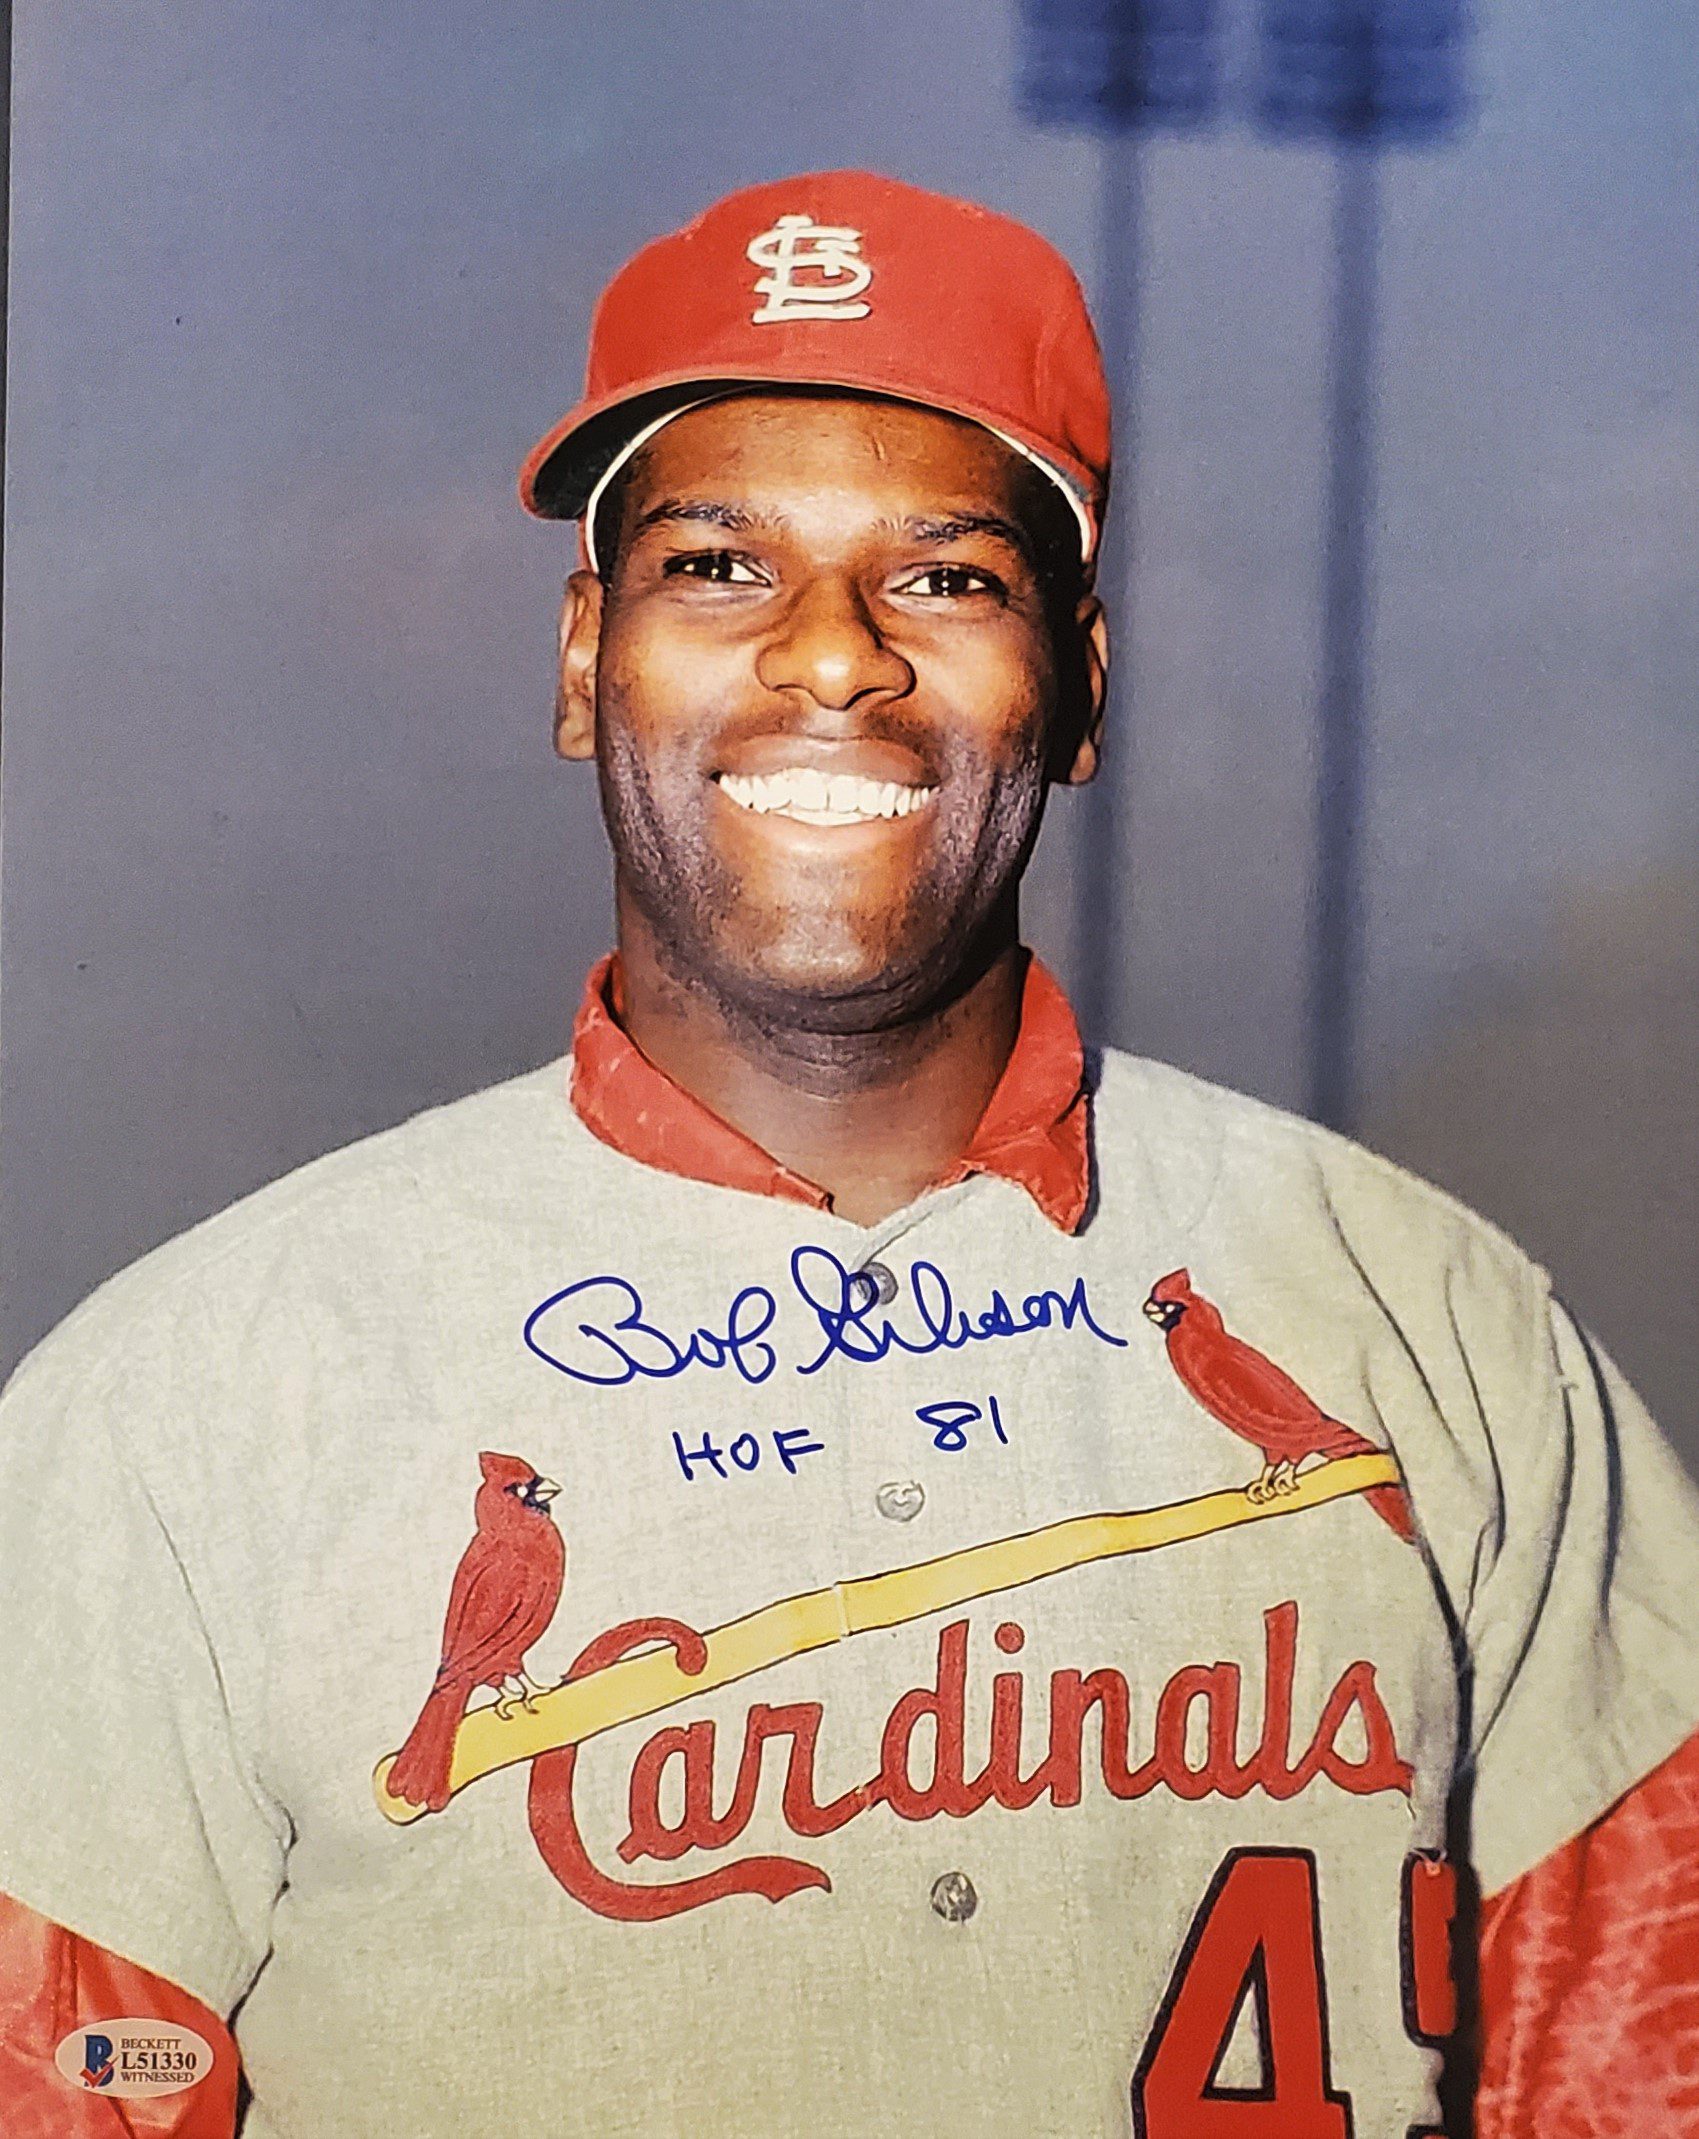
[520,171,1110,562]
[746,213,873,324]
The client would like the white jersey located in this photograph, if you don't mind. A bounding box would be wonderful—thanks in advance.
[1,1046,1695,2136]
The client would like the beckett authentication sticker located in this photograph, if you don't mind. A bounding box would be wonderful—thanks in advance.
[55,2019,214,2096]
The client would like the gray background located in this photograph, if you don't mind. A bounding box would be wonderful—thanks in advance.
[3,2,1694,1472]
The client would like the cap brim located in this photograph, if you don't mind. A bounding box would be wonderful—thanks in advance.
[519,366,1099,563]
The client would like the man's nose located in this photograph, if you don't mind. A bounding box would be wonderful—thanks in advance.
[754,574,914,711]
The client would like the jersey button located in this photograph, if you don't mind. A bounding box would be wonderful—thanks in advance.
[930,1871,978,1923]
[849,1259,899,1310]
[876,1479,925,1523]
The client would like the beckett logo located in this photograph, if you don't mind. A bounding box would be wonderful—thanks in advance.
[55,2019,213,2097]
[747,214,873,322]
[78,2033,115,2089]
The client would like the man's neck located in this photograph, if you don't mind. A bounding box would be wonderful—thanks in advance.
[613,912,1026,1227]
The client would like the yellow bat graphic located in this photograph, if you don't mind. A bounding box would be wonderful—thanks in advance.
[375,1451,1402,1825]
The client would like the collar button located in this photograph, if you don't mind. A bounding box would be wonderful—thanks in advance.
[851,1259,898,1309]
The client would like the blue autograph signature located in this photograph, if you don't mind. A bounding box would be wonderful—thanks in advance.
[523,1245,1126,1389]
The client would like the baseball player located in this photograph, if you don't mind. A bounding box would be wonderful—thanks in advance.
[1,171,1695,2137]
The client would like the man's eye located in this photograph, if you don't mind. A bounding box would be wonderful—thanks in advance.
[899,564,1002,600]
[663,551,765,585]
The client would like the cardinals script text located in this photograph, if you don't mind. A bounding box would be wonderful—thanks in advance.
[525,1599,1411,1922]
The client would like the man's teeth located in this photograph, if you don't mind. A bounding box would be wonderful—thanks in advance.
[716,768,937,824]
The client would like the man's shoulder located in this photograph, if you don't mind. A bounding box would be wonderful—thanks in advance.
[5,1057,590,1405]
[1088,1043,1544,1303]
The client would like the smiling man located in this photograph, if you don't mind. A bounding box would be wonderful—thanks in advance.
[554,384,1103,1226]
[2,172,1697,2138]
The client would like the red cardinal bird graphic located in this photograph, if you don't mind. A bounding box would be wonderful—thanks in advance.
[1144,1270,1415,1542]
[387,1452,567,1813]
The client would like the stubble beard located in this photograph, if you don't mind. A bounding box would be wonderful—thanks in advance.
[598,719,1050,1047]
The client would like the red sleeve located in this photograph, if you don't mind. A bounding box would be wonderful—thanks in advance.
[1475,1724,1699,2137]
[0,1893,239,2137]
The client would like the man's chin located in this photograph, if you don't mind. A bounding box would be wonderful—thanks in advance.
[702,928,951,1035]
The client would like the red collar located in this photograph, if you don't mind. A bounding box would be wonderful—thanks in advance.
[568,953,1090,1233]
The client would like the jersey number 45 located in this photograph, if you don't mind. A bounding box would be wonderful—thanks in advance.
[1132,1848,1456,2138]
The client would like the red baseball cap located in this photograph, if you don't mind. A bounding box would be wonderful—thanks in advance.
[520,170,1110,568]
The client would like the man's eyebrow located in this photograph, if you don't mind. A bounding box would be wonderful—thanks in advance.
[627,500,1036,562]
[630,499,783,538]
[892,513,1036,563]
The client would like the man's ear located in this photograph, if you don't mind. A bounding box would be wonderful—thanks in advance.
[554,569,604,761]
[1058,595,1109,786]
